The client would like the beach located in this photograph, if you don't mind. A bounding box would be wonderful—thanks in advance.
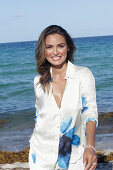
[0,36,113,169]
[0,149,113,170]
[0,112,113,169]
[0,149,113,169]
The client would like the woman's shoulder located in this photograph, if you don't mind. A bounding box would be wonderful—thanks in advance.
[74,64,93,77]
[34,74,41,86]
[66,61,94,80]
[73,64,95,84]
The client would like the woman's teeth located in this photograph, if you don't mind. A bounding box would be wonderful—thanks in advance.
[52,56,61,61]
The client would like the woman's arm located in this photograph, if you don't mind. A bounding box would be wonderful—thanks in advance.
[83,121,97,170]
[80,67,98,170]
[86,121,96,147]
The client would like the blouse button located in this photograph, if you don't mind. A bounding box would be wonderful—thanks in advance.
[56,138,59,142]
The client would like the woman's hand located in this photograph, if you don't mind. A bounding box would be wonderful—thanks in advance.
[83,147,97,170]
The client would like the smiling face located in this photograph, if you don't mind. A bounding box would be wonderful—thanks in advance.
[45,33,69,67]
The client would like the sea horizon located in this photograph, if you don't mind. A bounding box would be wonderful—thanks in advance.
[0,34,113,44]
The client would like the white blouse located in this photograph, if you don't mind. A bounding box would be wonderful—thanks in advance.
[29,60,98,170]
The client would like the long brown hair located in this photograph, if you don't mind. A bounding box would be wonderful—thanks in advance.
[35,25,76,93]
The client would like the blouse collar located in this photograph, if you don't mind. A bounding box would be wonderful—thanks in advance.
[50,60,76,81]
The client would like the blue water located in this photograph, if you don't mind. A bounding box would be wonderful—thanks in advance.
[0,35,113,151]
[0,41,36,114]
[74,36,113,113]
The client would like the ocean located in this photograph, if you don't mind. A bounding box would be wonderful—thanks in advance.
[0,35,113,152]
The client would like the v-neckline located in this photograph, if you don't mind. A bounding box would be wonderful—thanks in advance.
[51,79,67,110]
[50,62,68,110]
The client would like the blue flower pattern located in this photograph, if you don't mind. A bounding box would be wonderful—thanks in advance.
[72,135,80,146]
[60,116,72,133]
[50,75,53,82]
[57,117,80,169]
[34,109,39,123]
[86,118,97,125]
[81,97,88,113]
[32,153,36,164]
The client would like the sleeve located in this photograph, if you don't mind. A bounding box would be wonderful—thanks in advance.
[80,67,98,130]
[34,76,40,122]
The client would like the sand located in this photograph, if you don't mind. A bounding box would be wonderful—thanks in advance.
[0,112,113,169]
[0,162,29,169]
[0,148,113,170]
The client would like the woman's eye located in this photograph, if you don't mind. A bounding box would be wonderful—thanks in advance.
[46,46,52,49]
[59,45,64,48]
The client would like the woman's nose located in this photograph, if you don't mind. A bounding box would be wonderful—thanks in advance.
[53,47,58,55]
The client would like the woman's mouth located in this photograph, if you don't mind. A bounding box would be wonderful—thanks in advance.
[51,56,61,61]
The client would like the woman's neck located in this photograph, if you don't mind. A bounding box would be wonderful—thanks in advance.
[52,61,67,78]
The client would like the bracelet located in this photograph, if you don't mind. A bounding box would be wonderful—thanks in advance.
[85,145,96,153]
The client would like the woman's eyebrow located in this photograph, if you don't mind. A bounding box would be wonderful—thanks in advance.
[45,43,66,46]
[57,43,65,45]
[45,44,53,46]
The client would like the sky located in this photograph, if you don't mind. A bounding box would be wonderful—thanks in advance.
[0,0,113,43]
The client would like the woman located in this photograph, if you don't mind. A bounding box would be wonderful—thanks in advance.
[29,25,98,170]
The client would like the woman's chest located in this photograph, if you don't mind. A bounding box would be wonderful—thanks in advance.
[52,78,67,109]
[36,78,82,114]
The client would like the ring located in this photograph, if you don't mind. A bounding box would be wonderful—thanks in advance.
[93,162,97,165]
